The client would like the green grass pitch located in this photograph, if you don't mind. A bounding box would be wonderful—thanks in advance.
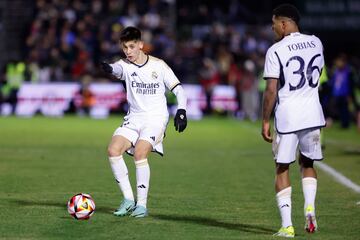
[0,116,359,239]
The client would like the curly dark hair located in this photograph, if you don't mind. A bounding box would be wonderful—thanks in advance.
[272,4,301,25]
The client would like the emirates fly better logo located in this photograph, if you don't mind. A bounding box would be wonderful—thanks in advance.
[131,81,160,95]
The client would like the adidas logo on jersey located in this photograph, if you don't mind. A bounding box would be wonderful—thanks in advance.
[150,136,155,141]
[131,72,137,77]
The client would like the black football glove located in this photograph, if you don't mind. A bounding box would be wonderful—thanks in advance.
[100,61,113,74]
[174,109,187,133]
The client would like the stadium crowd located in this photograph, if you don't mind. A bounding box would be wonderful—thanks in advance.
[1,0,360,128]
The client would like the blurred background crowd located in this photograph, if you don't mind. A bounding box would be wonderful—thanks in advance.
[0,0,359,129]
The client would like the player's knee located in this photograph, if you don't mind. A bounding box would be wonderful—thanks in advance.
[299,154,314,168]
[276,163,289,173]
[133,141,152,160]
[107,146,122,157]
[301,159,314,168]
[133,150,147,161]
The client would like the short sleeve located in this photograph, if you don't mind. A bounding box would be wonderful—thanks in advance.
[263,47,280,79]
[162,61,180,90]
[319,40,325,69]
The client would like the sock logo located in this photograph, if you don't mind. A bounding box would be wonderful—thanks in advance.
[281,204,290,208]
[138,184,146,189]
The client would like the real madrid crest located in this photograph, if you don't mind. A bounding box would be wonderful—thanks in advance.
[152,71,158,79]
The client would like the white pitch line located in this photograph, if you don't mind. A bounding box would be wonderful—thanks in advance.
[315,161,360,194]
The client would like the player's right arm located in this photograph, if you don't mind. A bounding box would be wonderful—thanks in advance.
[100,61,124,80]
[262,78,277,143]
[262,45,280,143]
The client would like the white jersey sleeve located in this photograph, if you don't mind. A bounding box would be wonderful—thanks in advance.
[172,85,187,110]
[264,45,281,79]
[162,61,181,91]
[110,61,125,80]
[161,61,187,110]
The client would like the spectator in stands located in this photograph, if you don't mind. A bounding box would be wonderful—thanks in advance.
[199,58,220,115]
[241,59,258,121]
[216,45,233,84]
[2,61,26,114]
[328,54,359,128]
[77,75,95,116]
[227,59,244,119]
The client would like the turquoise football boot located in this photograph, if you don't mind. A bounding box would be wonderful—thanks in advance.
[130,205,148,218]
[113,199,135,217]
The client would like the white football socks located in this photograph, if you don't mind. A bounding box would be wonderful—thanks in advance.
[109,155,134,201]
[276,187,292,228]
[135,159,150,208]
[302,177,317,214]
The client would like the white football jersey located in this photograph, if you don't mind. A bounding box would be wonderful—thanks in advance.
[264,32,326,133]
[111,55,181,118]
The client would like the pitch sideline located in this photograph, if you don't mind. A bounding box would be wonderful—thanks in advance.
[315,161,360,194]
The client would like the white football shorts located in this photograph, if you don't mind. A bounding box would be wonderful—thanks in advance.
[113,115,168,156]
[272,128,323,164]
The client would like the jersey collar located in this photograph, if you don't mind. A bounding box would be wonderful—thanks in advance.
[289,32,301,37]
[131,55,149,68]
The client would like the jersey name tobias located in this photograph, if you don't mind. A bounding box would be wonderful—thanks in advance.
[264,32,326,133]
[111,55,180,117]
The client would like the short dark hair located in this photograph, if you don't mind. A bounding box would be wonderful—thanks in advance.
[273,4,301,25]
[120,26,141,42]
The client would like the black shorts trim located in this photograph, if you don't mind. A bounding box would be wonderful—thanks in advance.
[299,154,324,162]
[125,149,164,157]
[275,156,324,164]
[153,150,164,157]
[275,124,326,134]
[274,159,297,165]
[263,77,279,80]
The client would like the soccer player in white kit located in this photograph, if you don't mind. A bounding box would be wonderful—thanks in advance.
[261,4,326,237]
[101,26,187,218]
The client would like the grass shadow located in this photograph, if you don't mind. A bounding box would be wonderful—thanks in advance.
[5,198,114,214]
[343,149,360,155]
[5,198,280,235]
[151,213,275,235]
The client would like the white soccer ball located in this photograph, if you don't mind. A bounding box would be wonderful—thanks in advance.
[67,193,96,220]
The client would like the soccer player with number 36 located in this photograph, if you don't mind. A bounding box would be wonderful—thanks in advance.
[261,4,326,238]
[101,26,187,218]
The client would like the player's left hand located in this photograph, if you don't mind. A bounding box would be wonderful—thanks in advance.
[174,109,187,132]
